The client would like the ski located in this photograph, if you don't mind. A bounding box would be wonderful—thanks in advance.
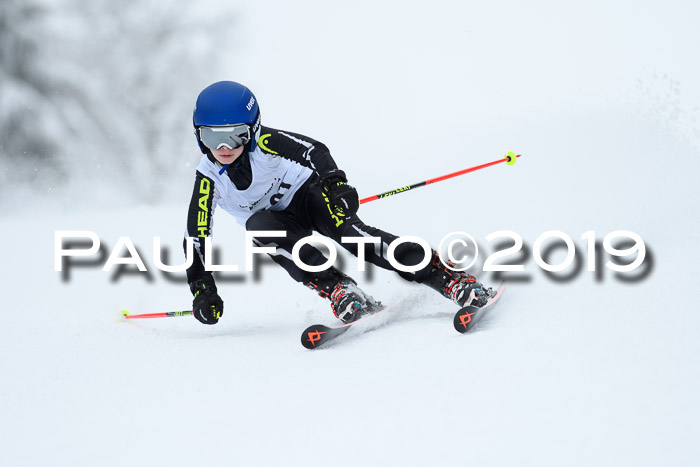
[301,303,387,349]
[301,323,352,349]
[453,282,506,333]
[301,282,506,348]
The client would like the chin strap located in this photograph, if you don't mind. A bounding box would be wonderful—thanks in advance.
[217,152,248,175]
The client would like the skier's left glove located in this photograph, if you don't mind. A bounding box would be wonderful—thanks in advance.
[317,169,360,217]
[190,277,224,325]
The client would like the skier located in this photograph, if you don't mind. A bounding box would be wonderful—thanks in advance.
[185,81,492,325]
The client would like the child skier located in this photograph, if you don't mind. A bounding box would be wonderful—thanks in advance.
[185,81,491,325]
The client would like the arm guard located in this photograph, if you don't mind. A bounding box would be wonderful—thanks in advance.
[184,170,216,285]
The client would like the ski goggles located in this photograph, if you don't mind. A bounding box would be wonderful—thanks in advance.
[198,124,251,150]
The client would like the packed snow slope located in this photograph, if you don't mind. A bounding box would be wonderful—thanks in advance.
[2,1,700,466]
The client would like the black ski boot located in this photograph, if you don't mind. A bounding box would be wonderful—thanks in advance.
[421,251,492,308]
[305,268,380,323]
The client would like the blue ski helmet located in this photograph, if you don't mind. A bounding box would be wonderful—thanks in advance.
[193,81,261,154]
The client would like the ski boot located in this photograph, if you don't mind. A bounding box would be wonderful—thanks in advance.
[305,268,380,323]
[421,251,493,308]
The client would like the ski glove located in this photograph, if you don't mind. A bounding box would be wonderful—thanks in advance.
[317,169,360,217]
[190,277,224,325]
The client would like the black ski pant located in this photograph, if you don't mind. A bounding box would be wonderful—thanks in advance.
[245,177,432,285]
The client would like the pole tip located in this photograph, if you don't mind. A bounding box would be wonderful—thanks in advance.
[505,151,517,166]
[120,309,130,317]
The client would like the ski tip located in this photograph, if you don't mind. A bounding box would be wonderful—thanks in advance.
[453,306,477,334]
[301,325,329,350]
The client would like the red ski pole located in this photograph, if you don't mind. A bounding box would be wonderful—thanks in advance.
[121,310,193,320]
[359,151,520,205]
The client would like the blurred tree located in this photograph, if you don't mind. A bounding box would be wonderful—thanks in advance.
[0,0,236,207]
[0,0,65,176]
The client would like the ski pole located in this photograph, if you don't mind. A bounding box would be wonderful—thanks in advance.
[359,151,520,204]
[121,310,193,320]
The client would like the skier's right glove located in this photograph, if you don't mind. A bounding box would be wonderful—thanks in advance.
[190,277,224,325]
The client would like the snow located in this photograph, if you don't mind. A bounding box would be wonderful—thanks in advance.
[2,1,700,466]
